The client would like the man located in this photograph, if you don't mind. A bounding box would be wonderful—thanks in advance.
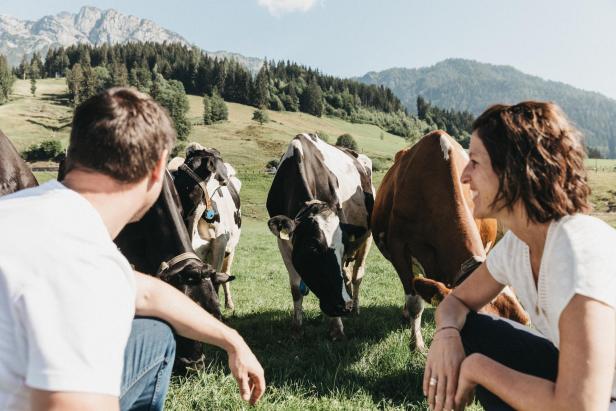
[0,87,265,410]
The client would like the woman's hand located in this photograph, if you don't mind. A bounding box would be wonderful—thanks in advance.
[423,328,466,411]
[454,354,480,411]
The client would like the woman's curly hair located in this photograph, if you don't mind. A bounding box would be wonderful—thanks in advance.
[473,101,591,223]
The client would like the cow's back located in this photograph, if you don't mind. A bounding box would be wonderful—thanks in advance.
[267,134,373,230]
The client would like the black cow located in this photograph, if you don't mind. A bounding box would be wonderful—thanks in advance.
[0,130,37,195]
[114,172,234,370]
[266,133,374,340]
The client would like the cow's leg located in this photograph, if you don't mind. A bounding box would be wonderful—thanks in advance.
[350,236,372,315]
[328,317,345,341]
[209,236,228,296]
[220,250,235,311]
[277,238,304,336]
[388,238,426,351]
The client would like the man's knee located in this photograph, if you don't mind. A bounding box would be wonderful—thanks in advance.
[130,317,176,359]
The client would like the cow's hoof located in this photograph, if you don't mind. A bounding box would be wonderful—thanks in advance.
[352,306,360,316]
[225,301,235,311]
[402,307,411,321]
[173,355,205,375]
[330,330,347,342]
[409,338,426,353]
[291,325,304,339]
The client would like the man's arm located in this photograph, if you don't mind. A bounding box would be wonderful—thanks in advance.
[134,272,265,404]
[31,391,118,411]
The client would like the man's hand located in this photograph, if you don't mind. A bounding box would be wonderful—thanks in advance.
[134,273,266,404]
[227,339,266,405]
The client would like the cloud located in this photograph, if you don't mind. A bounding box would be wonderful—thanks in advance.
[257,0,319,16]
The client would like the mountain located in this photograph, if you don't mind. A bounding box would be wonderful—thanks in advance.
[357,59,616,152]
[0,6,263,73]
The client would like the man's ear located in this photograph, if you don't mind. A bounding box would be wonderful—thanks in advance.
[150,149,169,187]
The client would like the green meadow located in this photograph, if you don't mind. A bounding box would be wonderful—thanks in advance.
[6,78,615,410]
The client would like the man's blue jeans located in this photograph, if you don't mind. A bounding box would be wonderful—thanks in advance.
[119,318,176,411]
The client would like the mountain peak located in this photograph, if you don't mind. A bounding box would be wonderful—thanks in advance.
[0,7,190,66]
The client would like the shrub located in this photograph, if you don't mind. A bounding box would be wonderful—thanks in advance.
[266,159,279,169]
[336,133,358,151]
[252,109,269,125]
[171,141,187,158]
[371,158,387,172]
[22,139,63,162]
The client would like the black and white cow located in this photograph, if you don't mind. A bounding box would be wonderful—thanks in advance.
[171,143,242,311]
[266,133,374,340]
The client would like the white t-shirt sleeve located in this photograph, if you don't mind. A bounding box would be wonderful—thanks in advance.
[567,220,616,310]
[15,255,135,396]
[486,231,513,286]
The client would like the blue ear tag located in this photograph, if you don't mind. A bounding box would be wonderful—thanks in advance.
[205,209,216,220]
[299,280,309,296]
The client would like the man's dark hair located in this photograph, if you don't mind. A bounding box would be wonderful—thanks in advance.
[65,87,176,182]
[473,101,591,223]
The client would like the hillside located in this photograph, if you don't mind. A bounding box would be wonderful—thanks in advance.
[357,59,616,154]
[0,78,408,218]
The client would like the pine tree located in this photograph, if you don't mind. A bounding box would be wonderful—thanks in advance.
[66,63,84,104]
[300,79,323,117]
[203,94,213,125]
[29,64,40,96]
[252,65,270,108]
[0,55,15,104]
[110,61,129,87]
[151,74,191,141]
[18,55,30,80]
[210,89,228,122]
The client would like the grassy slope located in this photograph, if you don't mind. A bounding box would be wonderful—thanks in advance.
[5,79,616,410]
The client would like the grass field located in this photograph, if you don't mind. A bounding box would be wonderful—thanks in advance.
[7,79,616,410]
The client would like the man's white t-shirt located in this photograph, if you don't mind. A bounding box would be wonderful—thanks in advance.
[486,214,616,408]
[0,181,136,410]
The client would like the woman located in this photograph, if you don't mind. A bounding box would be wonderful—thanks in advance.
[423,101,616,411]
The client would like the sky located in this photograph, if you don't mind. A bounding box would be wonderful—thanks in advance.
[2,0,615,99]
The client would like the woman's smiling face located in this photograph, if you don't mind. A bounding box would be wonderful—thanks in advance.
[461,132,501,219]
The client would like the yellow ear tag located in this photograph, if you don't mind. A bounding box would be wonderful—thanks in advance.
[280,231,290,241]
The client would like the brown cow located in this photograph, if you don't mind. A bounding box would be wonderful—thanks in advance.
[0,130,37,195]
[371,130,528,351]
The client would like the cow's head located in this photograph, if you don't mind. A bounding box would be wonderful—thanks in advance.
[184,145,229,185]
[268,200,353,317]
[174,145,229,222]
[159,258,234,321]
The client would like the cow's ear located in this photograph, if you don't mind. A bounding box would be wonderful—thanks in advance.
[207,157,229,186]
[268,215,295,240]
[340,223,367,243]
[212,272,236,285]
